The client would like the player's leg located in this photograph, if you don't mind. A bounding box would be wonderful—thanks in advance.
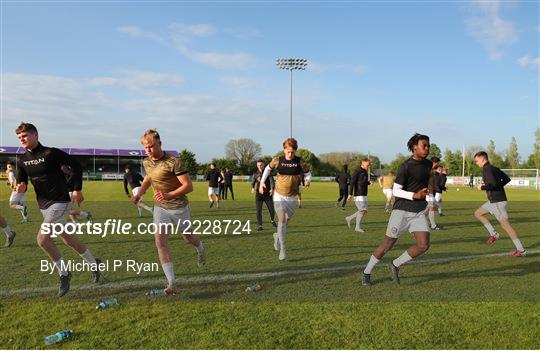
[426,195,441,230]
[493,202,526,256]
[178,206,206,267]
[228,184,234,200]
[256,198,264,230]
[474,202,500,244]
[152,207,177,294]
[435,192,444,215]
[0,215,16,247]
[208,188,214,207]
[265,196,277,227]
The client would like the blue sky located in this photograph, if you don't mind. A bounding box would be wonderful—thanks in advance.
[1,1,538,164]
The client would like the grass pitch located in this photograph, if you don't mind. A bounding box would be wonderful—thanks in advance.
[0,182,538,349]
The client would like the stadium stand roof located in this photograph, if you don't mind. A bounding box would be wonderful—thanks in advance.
[0,146,179,157]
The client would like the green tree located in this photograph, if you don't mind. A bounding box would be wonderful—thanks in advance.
[177,149,199,176]
[486,140,503,168]
[505,136,520,170]
[428,143,442,160]
[225,138,262,174]
[388,153,409,173]
[527,128,540,169]
[465,146,483,176]
[443,148,462,176]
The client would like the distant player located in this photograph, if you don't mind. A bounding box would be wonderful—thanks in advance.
[218,168,226,199]
[346,159,371,233]
[206,163,223,208]
[134,129,206,295]
[251,159,277,231]
[259,138,311,260]
[378,170,395,212]
[335,164,350,210]
[7,163,29,223]
[436,167,447,216]
[0,214,16,247]
[224,167,234,200]
[362,133,432,286]
[426,157,442,230]
[473,151,526,256]
[123,165,153,217]
[62,165,93,223]
[15,122,101,297]
[469,174,474,188]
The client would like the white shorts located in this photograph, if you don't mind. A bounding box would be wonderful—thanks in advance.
[354,196,368,211]
[9,191,26,203]
[153,205,192,234]
[208,187,219,196]
[481,201,508,221]
[435,193,442,202]
[386,209,430,238]
[382,189,393,200]
[274,192,296,220]
[40,202,70,226]
[132,187,142,198]
[426,194,436,206]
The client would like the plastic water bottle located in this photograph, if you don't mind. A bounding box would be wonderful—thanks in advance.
[96,298,118,310]
[145,288,164,297]
[245,284,261,292]
[44,330,73,345]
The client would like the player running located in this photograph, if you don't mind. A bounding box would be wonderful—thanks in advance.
[473,151,526,257]
[346,159,371,233]
[206,163,223,208]
[7,163,29,223]
[362,133,432,286]
[378,170,395,212]
[259,138,311,260]
[426,157,442,230]
[15,122,101,297]
[251,159,277,231]
[123,165,153,217]
[335,164,350,210]
[134,129,206,295]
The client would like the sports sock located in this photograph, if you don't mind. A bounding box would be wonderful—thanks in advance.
[14,204,24,211]
[428,211,436,228]
[162,262,175,285]
[278,221,286,251]
[346,212,358,224]
[80,249,97,265]
[79,211,89,219]
[54,258,69,276]
[437,202,443,214]
[196,242,204,254]
[393,251,413,267]
[355,212,364,230]
[363,255,380,274]
[483,222,497,236]
[137,207,143,216]
[2,225,14,238]
[143,204,153,212]
[512,239,524,252]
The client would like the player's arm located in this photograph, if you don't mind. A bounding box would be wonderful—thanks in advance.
[378,176,383,188]
[123,174,130,196]
[251,173,257,193]
[499,169,511,187]
[15,159,28,193]
[55,149,84,203]
[157,173,192,201]
[348,170,358,198]
[133,175,151,204]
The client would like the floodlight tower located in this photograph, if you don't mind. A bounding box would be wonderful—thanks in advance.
[275,58,308,138]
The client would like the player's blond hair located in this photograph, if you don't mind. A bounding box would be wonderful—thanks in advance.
[141,129,161,145]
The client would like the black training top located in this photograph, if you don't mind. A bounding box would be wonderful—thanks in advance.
[123,170,144,194]
[393,157,432,213]
[439,173,447,192]
[429,171,441,194]
[251,170,275,197]
[16,143,82,209]
[224,171,233,185]
[481,163,510,203]
[206,169,223,188]
[335,171,350,188]
[349,167,370,196]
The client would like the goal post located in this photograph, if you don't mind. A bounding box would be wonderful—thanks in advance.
[501,169,539,190]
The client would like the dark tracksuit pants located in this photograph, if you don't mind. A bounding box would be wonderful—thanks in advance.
[256,194,275,226]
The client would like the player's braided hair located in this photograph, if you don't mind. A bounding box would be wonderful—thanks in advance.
[407,133,430,152]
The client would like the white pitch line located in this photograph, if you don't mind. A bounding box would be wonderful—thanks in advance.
[1,249,538,296]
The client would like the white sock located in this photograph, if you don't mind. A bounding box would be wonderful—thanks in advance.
[428,211,436,228]
[15,204,24,211]
[346,212,358,223]
[355,212,364,229]
[196,242,204,254]
[162,262,175,285]
[2,225,14,238]
[143,205,153,212]
[80,249,97,265]
[137,207,143,216]
[512,239,524,252]
[79,211,89,219]
[363,255,380,274]
[483,222,496,236]
[393,251,413,267]
[278,222,286,251]
[55,258,69,276]
[437,202,443,214]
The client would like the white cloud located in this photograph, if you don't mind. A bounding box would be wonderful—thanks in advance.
[224,27,262,40]
[517,56,540,68]
[176,46,254,69]
[169,23,216,37]
[89,69,185,92]
[117,26,162,42]
[464,0,517,60]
